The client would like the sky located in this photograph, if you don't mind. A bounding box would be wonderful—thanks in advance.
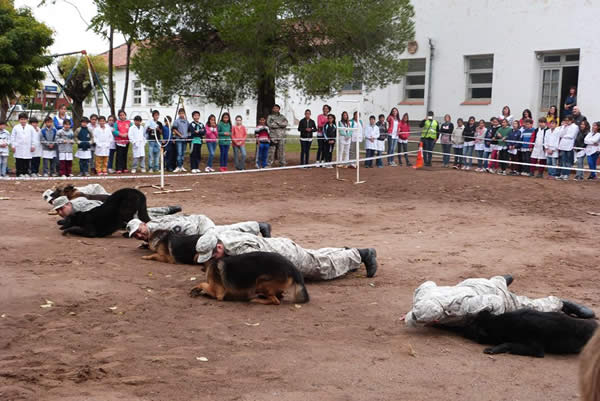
[14,0,125,55]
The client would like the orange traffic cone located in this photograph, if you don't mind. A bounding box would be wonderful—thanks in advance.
[413,142,424,169]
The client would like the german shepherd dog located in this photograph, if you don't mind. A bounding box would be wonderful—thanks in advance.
[142,230,200,264]
[449,309,598,358]
[190,252,310,305]
[50,184,110,202]
[58,188,150,237]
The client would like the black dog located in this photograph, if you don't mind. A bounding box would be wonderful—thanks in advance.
[452,309,598,358]
[58,188,150,237]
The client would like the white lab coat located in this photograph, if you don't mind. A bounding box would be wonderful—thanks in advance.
[530,128,547,160]
[543,128,560,158]
[10,124,35,159]
[558,124,579,151]
[584,132,600,156]
[93,126,113,157]
[364,125,378,151]
[31,128,42,158]
[129,124,146,158]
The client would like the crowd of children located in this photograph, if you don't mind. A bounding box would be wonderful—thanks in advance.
[1,102,599,180]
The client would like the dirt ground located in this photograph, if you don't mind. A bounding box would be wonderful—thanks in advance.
[1,155,599,401]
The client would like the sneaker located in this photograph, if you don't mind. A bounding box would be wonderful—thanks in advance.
[131,169,137,173]
[173,167,181,173]
[452,165,458,169]
[520,172,528,176]
[204,167,211,172]
[123,169,129,173]
[141,169,146,173]
[43,173,49,177]
[562,176,570,181]
[574,176,583,181]
[502,171,507,176]
[116,170,122,174]
[180,167,187,172]
[587,176,597,180]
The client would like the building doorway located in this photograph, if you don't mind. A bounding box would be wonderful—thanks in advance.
[539,52,579,117]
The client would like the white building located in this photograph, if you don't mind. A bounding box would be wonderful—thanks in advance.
[84,0,600,126]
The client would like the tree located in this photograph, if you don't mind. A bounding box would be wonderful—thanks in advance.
[0,0,54,120]
[128,0,415,121]
[57,55,108,127]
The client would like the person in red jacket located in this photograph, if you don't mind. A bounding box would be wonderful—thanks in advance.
[397,112,412,166]
[386,107,400,166]
[114,109,131,173]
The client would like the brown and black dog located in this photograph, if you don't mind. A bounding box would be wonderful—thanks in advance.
[190,252,310,305]
[141,230,199,265]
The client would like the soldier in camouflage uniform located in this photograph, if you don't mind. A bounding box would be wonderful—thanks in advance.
[195,229,377,281]
[52,196,180,220]
[266,104,289,167]
[404,275,595,327]
[126,215,272,241]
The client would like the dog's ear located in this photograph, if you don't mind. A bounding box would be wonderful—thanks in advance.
[122,231,129,238]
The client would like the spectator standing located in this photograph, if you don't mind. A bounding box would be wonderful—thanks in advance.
[204,114,218,172]
[439,114,453,168]
[462,116,476,170]
[572,106,587,126]
[217,112,232,172]
[146,110,163,173]
[483,118,497,172]
[573,120,590,181]
[364,115,379,168]
[495,118,511,175]
[316,105,330,167]
[298,109,316,166]
[506,120,522,175]
[349,111,363,168]
[544,119,561,178]
[189,111,206,173]
[584,122,600,180]
[0,120,9,177]
[163,116,176,172]
[172,108,189,172]
[114,110,131,174]
[56,119,74,177]
[11,112,35,177]
[530,117,548,178]
[322,114,336,168]
[74,117,93,176]
[474,119,487,172]
[451,118,465,169]
[94,116,112,175]
[386,108,400,166]
[500,105,514,126]
[254,116,270,169]
[267,104,288,167]
[563,86,577,118]
[40,116,57,177]
[88,114,98,174]
[29,117,42,177]
[519,109,533,127]
[337,111,352,167]
[53,104,72,131]
[519,119,535,176]
[558,116,578,180]
[398,113,412,167]
[419,111,439,167]
[232,115,247,171]
[107,115,117,173]
[546,105,560,126]
[129,115,146,174]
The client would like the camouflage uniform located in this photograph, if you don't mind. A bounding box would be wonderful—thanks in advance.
[76,184,110,195]
[266,112,288,167]
[70,197,176,220]
[146,214,260,236]
[197,230,362,281]
[405,276,563,327]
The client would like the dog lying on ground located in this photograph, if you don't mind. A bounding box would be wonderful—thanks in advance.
[50,184,110,202]
[580,331,600,401]
[58,188,150,237]
[141,230,200,264]
[445,309,598,358]
[190,251,310,305]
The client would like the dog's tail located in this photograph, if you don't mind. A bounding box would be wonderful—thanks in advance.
[289,265,309,303]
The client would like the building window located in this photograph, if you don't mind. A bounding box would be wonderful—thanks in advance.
[341,80,362,92]
[133,81,142,105]
[85,90,104,107]
[540,69,560,110]
[404,58,426,100]
[465,55,494,100]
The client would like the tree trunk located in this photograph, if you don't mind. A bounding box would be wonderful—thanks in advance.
[0,96,8,121]
[121,39,133,112]
[108,25,116,117]
[71,100,84,129]
[256,74,275,124]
